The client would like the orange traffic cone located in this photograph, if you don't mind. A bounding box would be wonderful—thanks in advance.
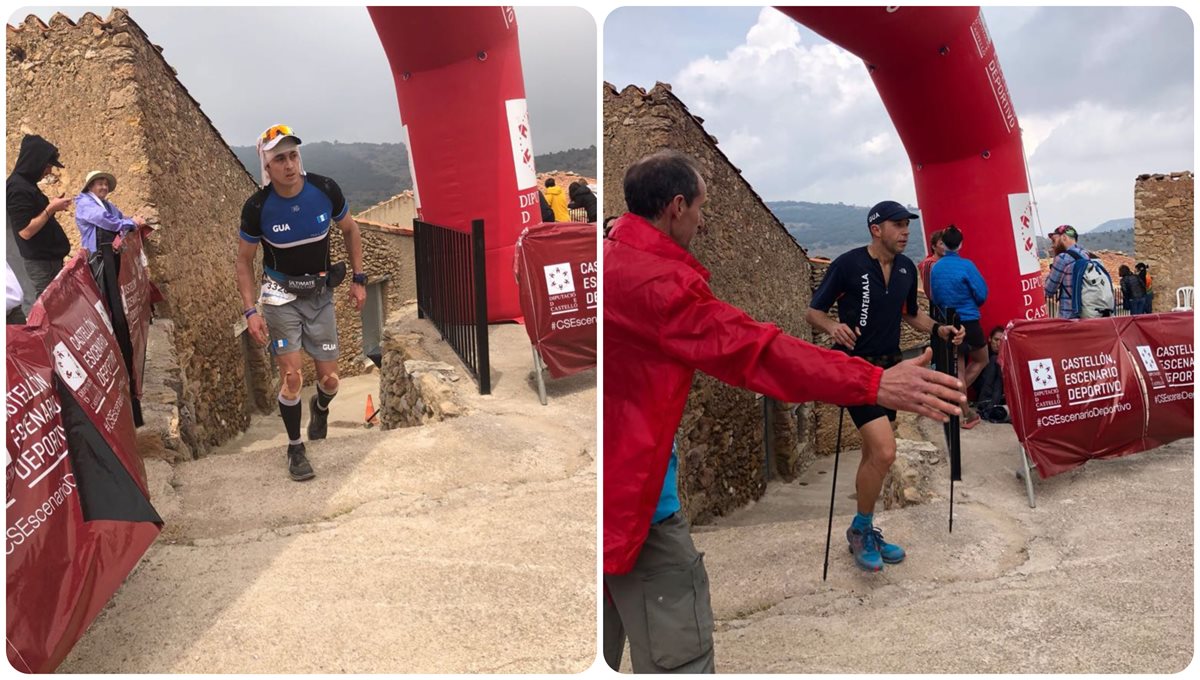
[364,394,379,427]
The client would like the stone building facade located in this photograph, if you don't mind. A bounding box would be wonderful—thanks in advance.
[1133,172,1194,309]
[604,82,819,521]
[357,191,416,232]
[7,9,403,454]
[7,10,257,451]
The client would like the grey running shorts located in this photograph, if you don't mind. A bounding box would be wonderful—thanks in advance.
[261,287,340,361]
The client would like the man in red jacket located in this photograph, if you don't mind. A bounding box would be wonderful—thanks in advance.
[603,150,966,673]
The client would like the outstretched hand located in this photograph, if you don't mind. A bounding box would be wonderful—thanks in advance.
[876,348,965,422]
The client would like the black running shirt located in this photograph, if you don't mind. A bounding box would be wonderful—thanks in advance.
[810,246,919,357]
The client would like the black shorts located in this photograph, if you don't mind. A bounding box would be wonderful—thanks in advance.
[962,320,986,352]
[848,403,896,429]
[846,353,900,429]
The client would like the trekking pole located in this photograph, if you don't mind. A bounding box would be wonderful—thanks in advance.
[822,407,845,581]
[945,308,963,533]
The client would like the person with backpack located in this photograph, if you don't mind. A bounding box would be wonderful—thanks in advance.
[1044,224,1115,319]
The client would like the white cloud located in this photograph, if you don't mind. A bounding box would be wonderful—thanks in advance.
[1024,100,1193,229]
[672,8,908,205]
[657,6,1190,231]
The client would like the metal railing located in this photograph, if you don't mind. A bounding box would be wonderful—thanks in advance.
[412,218,491,394]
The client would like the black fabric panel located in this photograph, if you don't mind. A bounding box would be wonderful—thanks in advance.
[57,383,162,525]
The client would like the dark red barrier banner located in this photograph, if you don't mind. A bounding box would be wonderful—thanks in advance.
[1000,313,1193,479]
[1121,313,1194,448]
[27,256,141,471]
[8,253,161,672]
[515,222,597,378]
[6,324,80,672]
[114,228,155,397]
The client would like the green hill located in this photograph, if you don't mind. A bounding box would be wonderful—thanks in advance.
[766,200,926,261]
[766,200,1134,259]
[1036,229,1133,256]
[232,142,597,210]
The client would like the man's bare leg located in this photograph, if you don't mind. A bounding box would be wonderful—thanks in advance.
[958,346,988,423]
[855,417,897,516]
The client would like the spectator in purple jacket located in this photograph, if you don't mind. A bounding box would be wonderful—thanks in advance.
[74,170,146,253]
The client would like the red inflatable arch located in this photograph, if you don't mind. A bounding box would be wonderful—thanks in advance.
[778,6,1046,330]
[369,6,539,322]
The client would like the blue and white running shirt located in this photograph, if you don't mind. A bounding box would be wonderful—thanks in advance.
[239,173,348,276]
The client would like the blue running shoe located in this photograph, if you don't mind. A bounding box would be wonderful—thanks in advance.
[871,526,905,564]
[846,526,883,572]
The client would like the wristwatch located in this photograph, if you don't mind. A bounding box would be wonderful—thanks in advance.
[352,272,368,285]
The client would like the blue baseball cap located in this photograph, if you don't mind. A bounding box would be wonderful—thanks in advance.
[867,200,920,226]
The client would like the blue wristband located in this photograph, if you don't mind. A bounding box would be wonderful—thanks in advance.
[244,307,258,319]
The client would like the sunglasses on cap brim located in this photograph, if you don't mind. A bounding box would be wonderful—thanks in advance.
[260,124,295,144]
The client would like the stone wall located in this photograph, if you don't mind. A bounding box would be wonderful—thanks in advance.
[1134,172,1194,309]
[323,222,411,378]
[377,329,463,428]
[355,219,416,305]
[8,9,410,452]
[356,191,416,230]
[604,82,817,522]
[7,10,259,452]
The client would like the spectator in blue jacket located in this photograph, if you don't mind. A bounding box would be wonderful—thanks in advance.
[930,224,988,428]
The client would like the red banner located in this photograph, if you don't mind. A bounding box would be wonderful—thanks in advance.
[1000,313,1193,479]
[1121,313,1194,448]
[27,256,141,473]
[8,253,161,672]
[6,325,80,672]
[515,222,597,378]
[113,228,156,398]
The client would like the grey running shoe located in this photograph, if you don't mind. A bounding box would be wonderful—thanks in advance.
[287,443,315,481]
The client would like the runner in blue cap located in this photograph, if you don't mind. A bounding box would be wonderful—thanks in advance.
[806,200,965,571]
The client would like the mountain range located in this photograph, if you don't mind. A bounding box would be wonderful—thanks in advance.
[231,142,597,211]
[763,200,1133,259]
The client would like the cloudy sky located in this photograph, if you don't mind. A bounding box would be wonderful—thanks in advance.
[605,6,1194,233]
[17,5,597,154]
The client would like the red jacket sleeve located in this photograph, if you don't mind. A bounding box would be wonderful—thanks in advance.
[655,272,882,406]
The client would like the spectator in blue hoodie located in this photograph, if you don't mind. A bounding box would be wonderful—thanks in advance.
[930,224,988,428]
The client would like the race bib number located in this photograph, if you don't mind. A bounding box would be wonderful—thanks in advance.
[259,278,297,306]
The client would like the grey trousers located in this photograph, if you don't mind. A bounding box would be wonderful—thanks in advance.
[22,257,63,303]
[603,512,716,674]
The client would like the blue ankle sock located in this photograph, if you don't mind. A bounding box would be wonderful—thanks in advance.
[851,512,873,531]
